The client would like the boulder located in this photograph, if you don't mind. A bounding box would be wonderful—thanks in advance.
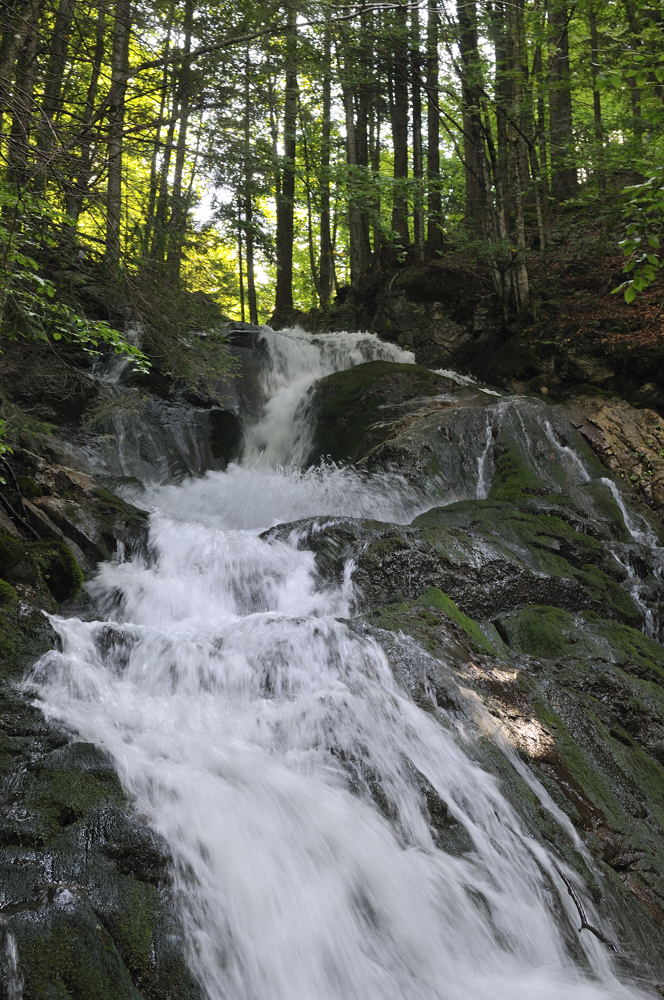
[570,396,664,517]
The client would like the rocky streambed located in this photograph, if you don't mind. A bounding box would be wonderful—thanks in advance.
[0,327,663,998]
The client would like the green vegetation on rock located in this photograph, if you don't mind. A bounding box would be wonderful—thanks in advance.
[309,361,449,463]
[414,588,498,654]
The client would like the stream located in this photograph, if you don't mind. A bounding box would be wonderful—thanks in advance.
[22,327,659,1000]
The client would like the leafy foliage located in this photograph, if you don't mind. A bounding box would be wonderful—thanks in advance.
[614,169,664,303]
[0,186,149,370]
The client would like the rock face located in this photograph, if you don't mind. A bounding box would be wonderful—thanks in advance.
[302,357,664,982]
[307,360,456,464]
[570,396,664,516]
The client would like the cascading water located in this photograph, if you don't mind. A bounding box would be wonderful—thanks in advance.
[242,326,417,467]
[0,920,23,1000]
[24,328,656,1000]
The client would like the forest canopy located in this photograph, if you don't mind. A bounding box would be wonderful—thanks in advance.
[0,0,662,334]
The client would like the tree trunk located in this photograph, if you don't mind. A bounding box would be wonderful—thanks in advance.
[411,4,424,262]
[6,0,45,189]
[341,80,373,288]
[105,0,131,266]
[587,0,605,189]
[273,1,298,325]
[318,21,334,309]
[425,4,444,253]
[64,5,106,224]
[456,0,488,235]
[237,206,245,323]
[166,0,194,278]
[0,0,40,139]
[389,6,410,249]
[33,0,74,192]
[548,0,577,201]
[142,3,174,255]
[243,50,258,325]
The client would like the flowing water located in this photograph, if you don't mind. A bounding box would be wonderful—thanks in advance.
[24,327,656,1000]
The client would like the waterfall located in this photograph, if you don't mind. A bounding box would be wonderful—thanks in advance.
[0,920,23,1000]
[242,326,415,467]
[24,328,654,1000]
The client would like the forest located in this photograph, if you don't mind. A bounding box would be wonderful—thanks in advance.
[0,0,662,352]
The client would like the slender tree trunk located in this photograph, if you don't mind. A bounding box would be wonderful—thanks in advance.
[242,51,258,325]
[457,0,488,235]
[425,4,444,253]
[411,3,424,262]
[301,109,320,299]
[64,5,106,224]
[318,21,334,309]
[237,206,245,323]
[548,0,577,201]
[142,4,174,255]
[0,0,41,140]
[273,1,298,324]
[490,0,511,234]
[33,0,74,192]
[341,80,372,287]
[6,0,45,189]
[389,6,410,249]
[106,0,131,266]
[586,0,605,189]
[166,0,194,277]
[506,0,530,311]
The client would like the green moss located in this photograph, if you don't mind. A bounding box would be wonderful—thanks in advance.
[16,474,45,499]
[27,764,126,840]
[534,700,626,827]
[489,447,549,501]
[93,487,147,526]
[414,588,497,654]
[596,618,664,682]
[101,877,160,974]
[312,360,448,462]
[413,498,640,625]
[576,564,640,623]
[494,605,581,658]
[0,529,24,578]
[0,576,18,609]
[29,539,84,601]
[16,911,144,1000]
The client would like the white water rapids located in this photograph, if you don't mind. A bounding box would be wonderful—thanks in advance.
[25,328,652,1000]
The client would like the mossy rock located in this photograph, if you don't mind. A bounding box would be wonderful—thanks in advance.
[22,743,128,844]
[0,576,18,610]
[29,540,84,602]
[13,903,145,1000]
[494,605,664,682]
[308,360,451,463]
[413,588,498,654]
[0,529,30,582]
[411,498,641,625]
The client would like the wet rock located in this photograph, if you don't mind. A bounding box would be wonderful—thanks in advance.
[4,448,148,572]
[361,595,664,979]
[0,679,200,1000]
[0,487,196,1000]
[354,498,641,625]
[570,395,664,517]
[307,360,455,464]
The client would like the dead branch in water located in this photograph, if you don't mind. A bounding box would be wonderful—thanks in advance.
[559,871,617,951]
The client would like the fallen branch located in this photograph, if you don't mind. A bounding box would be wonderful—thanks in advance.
[559,871,617,951]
